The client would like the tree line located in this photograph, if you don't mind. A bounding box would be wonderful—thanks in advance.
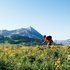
[0,35,44,46]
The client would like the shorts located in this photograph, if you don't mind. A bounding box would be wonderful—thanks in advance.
[48,40,53,45]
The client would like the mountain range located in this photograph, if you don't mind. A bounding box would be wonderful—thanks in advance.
[54,39,70,45]
[0,26,70,45]
[0,26,43,40]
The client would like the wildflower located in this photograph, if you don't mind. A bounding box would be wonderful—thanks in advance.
[4,48,8,51]
[0,48,2,51]
[28,52,32,55]
[44,54,47,56]
[14,59,16,62]
[37,49,39,51]
[41,54,47,56]
[13,59,17,64]
[8,51,11,54]
[57,60,60,63]
[43,49,46,52]
[50,45,54,48]
[38,50,40,53]
[57,65,59,68]
[13,62,16,64]
[12,50,15,52]
[9,53,15,57]
[55,62,58,66]
[4,55,6,56]
[32,53,35,55]
[58,58,60,61]
[33,49,35,51]
[67,55,70,60]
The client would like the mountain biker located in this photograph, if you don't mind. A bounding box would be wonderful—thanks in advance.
[41,35,53,48]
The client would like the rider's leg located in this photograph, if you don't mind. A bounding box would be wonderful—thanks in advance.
[47,42,51,48]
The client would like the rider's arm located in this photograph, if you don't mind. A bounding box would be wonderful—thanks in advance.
[41,40,47,45]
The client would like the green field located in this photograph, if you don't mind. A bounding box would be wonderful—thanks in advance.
[0,45,70,70]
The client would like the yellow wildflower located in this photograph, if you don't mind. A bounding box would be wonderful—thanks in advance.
[9,53,15,57]
[14,59,17,62]
[58,58,60,61]
[12,50,15,52]
[41,54,47,56]
[37,49,39,51]
[4,48,8,51]
[55,62,58,66]
[57,60,60,63]
[28,52,32,55]
[32,53,35,55]
[0,48,2,51]
[13,59,17,64]
[8,51,11,54]
[4,55,6,56]
[57,65,59,68]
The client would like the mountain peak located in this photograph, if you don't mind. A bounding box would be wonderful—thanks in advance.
[0,26,43,40]
[28,26,33,29]
[27,26,35,31]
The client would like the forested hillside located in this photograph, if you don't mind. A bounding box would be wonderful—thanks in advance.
[0,35,43,46]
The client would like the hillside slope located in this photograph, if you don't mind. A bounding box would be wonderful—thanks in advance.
[0,26,43,40]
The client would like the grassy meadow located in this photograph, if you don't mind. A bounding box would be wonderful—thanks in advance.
[0,44,70,70]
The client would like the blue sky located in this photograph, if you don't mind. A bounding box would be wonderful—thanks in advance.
[0,0,70,40]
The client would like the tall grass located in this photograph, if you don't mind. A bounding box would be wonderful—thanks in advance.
[0,45,70,70]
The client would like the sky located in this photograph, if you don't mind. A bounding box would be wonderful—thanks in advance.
[0,0,70,40]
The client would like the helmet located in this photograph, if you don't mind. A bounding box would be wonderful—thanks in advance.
[43,35,46,38]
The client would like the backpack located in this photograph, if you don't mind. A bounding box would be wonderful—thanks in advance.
[47,36,52,40]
